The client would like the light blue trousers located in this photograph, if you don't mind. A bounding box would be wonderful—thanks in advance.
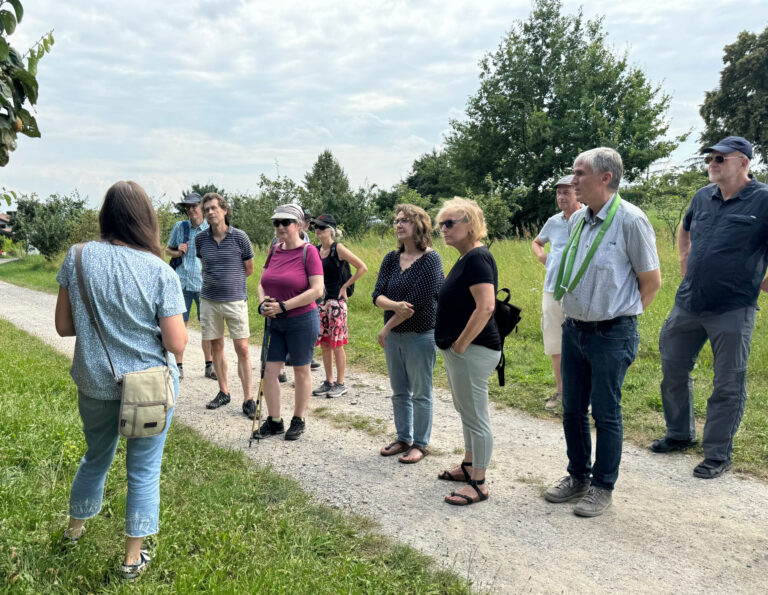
[69,379,177,538]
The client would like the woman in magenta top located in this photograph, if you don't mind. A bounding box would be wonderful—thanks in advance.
[257,203,324,441]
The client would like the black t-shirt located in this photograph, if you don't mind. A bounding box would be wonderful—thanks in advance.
[434,246,500,350]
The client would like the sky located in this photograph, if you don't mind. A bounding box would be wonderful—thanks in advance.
[2,0,766,208]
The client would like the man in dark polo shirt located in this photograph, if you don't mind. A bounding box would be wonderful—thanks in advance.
[195,193,256,417]
[651,136,768,479]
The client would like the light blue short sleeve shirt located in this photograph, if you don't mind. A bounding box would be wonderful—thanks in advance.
[537,209,583,293]
[57,242,186,400]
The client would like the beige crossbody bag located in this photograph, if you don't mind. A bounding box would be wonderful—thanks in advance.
[75,243,175,438]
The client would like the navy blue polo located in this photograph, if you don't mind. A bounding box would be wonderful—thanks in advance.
[195,226,255,302]
[676,176,768,313]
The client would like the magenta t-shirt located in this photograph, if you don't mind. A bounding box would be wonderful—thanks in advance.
[261,243,323,317]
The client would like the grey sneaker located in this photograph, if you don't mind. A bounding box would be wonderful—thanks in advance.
[205,364,217,381]
[327,382,348,398]
[573,485,613,517]
[121,550,150,580]
[544,475,590,503]
[544,392,561,410]
[312,380,333,396]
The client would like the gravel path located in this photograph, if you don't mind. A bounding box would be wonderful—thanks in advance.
[2,277,767,593]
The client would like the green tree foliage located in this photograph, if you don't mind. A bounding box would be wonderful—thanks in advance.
[700,26,768,161]
[372,184,430,219]
[67,208,100,245]
[303,150,371,237]
[11,192,85,260]
[404,149,464,205]
[446,0,682,228]
[0,0,54,169]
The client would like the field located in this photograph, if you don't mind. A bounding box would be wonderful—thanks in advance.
[2,225,768,477]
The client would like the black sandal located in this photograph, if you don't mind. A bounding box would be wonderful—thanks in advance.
[398,445,428,464]
[438,460,472,482]
[445,479,489,506]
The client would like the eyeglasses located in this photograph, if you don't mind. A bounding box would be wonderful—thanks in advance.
[273,219,295,227]
[439,219,465,229]
[704,155,741,165]
[393,217,411,226]
[314,224,329,231]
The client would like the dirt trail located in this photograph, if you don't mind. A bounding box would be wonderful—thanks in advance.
[2,278,767,594]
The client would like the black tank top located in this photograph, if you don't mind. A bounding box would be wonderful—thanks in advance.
[321,245,343,298]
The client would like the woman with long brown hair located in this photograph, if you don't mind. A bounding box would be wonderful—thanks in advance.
[55,181,188,580]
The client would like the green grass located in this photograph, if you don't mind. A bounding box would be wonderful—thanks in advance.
[0,319,470,592]
[4,228,768,477]
[312,407,388,436]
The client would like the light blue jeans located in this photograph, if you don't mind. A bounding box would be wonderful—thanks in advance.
[384,330,436,448]
[69,378,178,538]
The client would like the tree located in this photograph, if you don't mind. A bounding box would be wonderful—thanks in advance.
[0,0,54,170]
[700,27,768,161]
[446,0,683,228]
[11,192,85,260]
[303,150,371,237]
[404,149,464,204]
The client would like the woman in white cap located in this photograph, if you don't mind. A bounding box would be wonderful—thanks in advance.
[257,203,324,441]
[311,214,368,398]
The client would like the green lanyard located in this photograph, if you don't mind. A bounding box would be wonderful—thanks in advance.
[553,194,621,300]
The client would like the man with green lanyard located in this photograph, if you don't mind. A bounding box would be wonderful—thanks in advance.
[544,147,661,517]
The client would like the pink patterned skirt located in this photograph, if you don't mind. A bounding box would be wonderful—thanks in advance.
[316,298,348,347]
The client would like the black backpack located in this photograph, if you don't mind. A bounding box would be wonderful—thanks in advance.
[329,242,354,297]
[494,288,522,387]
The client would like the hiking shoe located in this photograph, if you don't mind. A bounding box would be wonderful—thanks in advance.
[649,436,698,453]
[255,416,285,438]
[278,372,288,383]
[544,392,561,410]
[573,485,612,517]
[285,416,305,440]
[312,380,333,396]
[327,382,348,398]
[242,399,256,419]
[177,366,184,381]
[310,359,321,370]
[544,475,590,503]
[693,458,732,479]
[205,364,217,381]
[206,391,230,409]
[121,550,150,580]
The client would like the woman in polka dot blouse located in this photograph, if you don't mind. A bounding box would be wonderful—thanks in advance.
[372,204,444,464]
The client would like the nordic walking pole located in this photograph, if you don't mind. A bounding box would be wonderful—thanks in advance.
[249,316,272,447]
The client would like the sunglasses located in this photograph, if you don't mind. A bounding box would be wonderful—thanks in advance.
[314,224,329,231]
[704,155,741,165]
[439,219,465,229]
[273,219,295,227]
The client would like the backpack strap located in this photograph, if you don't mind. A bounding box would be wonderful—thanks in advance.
[182,220,191,243]
[264,244,277,270]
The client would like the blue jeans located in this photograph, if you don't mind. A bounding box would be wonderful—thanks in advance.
[561,316,638,490]
[182,289,200,323]
[384,331,436,448]
[69,378,178,537]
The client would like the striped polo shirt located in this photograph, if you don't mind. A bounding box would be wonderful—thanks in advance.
[195,226,255,302]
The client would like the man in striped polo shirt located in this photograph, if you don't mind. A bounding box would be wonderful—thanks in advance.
[195,193,257,418]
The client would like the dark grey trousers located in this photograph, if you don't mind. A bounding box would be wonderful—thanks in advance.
[659,304,756,461]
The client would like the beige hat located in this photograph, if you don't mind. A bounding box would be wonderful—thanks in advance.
[271,203,304,221]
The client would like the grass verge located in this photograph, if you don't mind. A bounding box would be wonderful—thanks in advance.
[0,319,470,592]
[312,406,388,436]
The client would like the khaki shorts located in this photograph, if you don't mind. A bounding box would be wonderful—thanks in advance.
[541,291,564,356]
[200,298,250,340]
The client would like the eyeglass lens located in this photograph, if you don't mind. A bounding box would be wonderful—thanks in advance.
[273,219,293,227]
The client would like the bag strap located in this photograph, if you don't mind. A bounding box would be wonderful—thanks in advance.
[183,220,191,243]
[75,243,120,382]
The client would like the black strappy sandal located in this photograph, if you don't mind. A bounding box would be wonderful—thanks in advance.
[445,479,489,506]
[438,460,472,482]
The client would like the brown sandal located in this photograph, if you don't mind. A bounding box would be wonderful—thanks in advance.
[398,445,428,464]
[437,460,472,482]
[380,440,411,456]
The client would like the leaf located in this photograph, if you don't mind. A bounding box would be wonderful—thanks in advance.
[18,108,39,138]
[0,37,8,61]
[6,0,23,23]
[27,55,36,76]
[9,67,37,104]
[36,44,43,60]
[0,10,16,35]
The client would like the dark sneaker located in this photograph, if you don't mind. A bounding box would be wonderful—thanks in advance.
[205,364,217,381]
[242,399,256,419]
[278,372,288,383]
[312,380,333,396]
[573,485,612,517]
[178,366,184,381]
[255,416,285,438]
[121,550,150,580]
[544,475,590,503]
[327,382,348,398]
[649,436,698,453]
[693,458,732,479]
[206,391,230,410]
[310,359,321,370]
[285,416,305,441]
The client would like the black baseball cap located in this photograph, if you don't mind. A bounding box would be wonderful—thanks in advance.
[702,136,753,160]
[313,214,337,228]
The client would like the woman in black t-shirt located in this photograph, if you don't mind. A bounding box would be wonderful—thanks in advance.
[372,204,444,464]
[434,197,501,506]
